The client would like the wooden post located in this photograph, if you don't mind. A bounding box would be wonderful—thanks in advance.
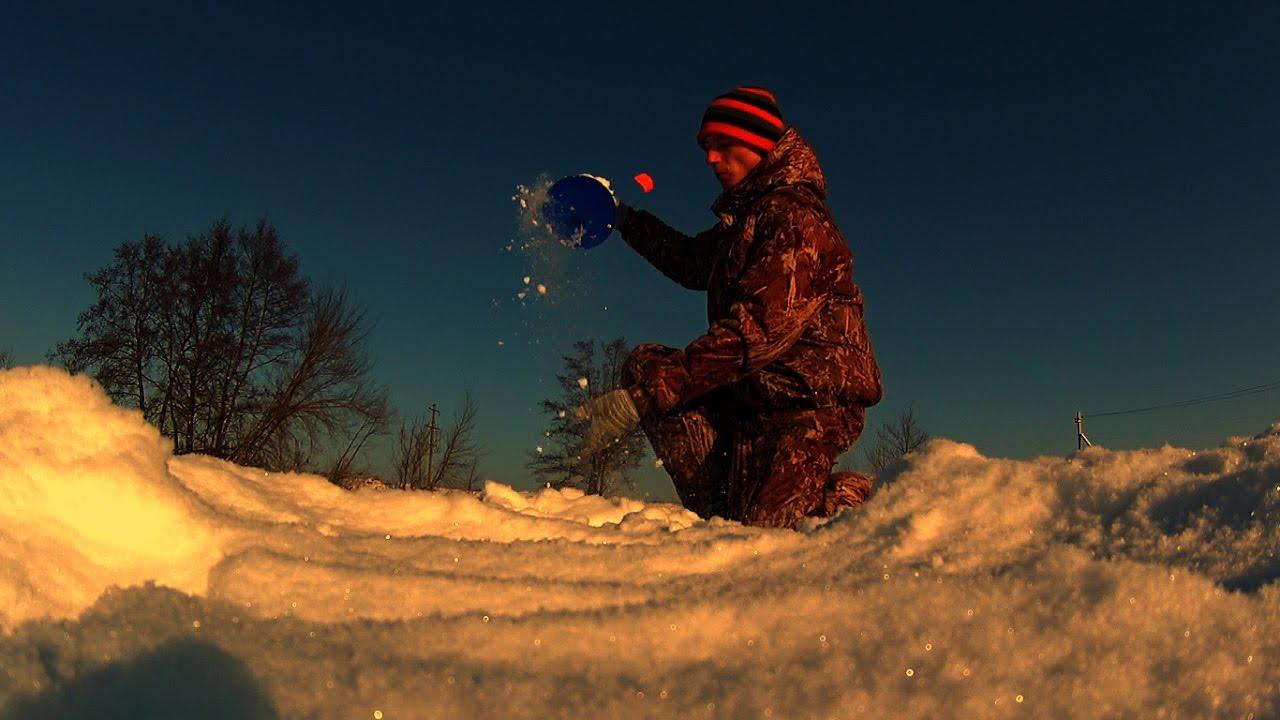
[1076,411,1092,450]
[425,403,439,488]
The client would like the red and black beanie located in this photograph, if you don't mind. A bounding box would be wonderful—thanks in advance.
[697,86,786,155]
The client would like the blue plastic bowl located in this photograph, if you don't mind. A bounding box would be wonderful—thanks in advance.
[540,175,616,249]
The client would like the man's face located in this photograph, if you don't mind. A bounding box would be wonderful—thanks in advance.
[702,134,764,189]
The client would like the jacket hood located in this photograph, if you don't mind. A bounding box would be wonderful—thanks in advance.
[712,128,827,216]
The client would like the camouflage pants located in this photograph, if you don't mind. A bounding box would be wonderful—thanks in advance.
[627,345,871,530]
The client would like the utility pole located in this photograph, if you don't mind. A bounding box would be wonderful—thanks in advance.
[425,403,439,489]
[1075,411,1092,450]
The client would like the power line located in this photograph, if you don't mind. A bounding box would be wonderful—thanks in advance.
[1085,380,1280,419]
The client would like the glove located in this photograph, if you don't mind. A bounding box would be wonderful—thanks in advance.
[574,388,640,456]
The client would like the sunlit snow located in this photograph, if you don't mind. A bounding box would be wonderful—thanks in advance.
[2,365,1278,718]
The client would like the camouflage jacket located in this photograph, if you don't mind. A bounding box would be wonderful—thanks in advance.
[617,128,883,416]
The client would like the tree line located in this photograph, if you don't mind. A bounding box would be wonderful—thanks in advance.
[52,219,391,475]
[41,217,924,495]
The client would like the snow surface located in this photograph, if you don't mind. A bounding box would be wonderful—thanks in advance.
[2,365,1278,718]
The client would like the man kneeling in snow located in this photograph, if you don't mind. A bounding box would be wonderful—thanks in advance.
[576,86,882,530]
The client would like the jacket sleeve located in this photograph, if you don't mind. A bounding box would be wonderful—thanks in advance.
[633,196,834,414]
[617,205,719,291]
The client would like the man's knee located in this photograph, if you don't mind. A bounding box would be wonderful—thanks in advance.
[735,406,866,529]
[738,447,830,529]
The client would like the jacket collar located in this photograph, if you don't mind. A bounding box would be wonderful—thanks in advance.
[711,128,828,218]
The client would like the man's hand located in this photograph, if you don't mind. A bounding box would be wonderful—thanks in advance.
[574,388,640,456]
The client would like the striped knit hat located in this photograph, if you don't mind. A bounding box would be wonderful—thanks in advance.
[697,86,785,155]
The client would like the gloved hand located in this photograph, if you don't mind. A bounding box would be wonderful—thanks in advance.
[574,388,640,456]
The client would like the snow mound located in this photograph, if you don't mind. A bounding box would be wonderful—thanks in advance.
[2,366,1278,718]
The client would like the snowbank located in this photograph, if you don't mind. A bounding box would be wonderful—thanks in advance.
[1,366,1277,718]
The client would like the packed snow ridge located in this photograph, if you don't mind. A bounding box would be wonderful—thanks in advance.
[2,365,1277,718]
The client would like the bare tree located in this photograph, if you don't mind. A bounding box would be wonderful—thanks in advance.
[529,337,646,496]
[394,411,431,490]
[232,285,392,471]
[862,404,931,473]
[52,219,390,474]
[394,390,484,491]
[0,349,13,369]
[157,220,311,456]
[328,415,383,483]
[53,234,168,413]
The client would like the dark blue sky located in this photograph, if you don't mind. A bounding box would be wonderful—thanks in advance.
[4,3,1278,497]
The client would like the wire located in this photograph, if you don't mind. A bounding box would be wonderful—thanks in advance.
[1086,380,1280,419]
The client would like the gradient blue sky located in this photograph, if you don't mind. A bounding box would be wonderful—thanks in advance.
[4,3,1278,498]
